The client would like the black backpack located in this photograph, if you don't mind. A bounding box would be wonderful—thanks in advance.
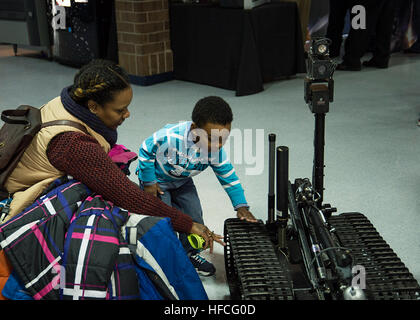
[0,105,89,200]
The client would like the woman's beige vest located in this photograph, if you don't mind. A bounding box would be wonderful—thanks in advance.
[4,96,111,221]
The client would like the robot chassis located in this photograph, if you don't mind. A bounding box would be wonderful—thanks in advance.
[223,38,420,300]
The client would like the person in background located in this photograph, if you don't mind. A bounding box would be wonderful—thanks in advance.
[404,0,420,53]
[325,0,353,58]
[283,0,312,44]
[337,0,397,71]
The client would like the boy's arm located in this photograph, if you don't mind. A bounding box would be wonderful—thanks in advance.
[211,148,257,222]
[137,131,165,186]
[210,148,249,210]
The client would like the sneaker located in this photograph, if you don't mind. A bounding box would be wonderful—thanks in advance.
[417,119,420,127]
[189,253,216,276]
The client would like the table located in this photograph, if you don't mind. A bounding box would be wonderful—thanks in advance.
[169,2,306,96]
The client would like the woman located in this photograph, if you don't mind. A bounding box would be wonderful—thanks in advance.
[5,59,223,250]
[0,60,223,300]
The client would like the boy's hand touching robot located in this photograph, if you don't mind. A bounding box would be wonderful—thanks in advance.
[144,183,164,197]
[236,207,258,223]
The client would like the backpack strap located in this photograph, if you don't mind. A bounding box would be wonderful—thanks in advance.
[1,107,90,135]
[41,120,90,135]
[36,104,90,135]
[1,109,32,125]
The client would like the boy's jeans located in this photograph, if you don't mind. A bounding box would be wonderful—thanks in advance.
[139,178,204,256]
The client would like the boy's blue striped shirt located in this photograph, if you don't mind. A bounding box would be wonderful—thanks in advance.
[136,121,248,209]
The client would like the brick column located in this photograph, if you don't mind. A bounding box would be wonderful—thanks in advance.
[115,0,173,85]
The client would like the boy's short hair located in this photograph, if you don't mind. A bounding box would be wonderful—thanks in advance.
[192,96,233,128]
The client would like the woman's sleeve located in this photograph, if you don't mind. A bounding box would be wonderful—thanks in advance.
[46,131,193,233]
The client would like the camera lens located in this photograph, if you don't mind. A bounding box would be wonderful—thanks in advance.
[317,44,327,55]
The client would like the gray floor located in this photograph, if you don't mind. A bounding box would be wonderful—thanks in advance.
[1,44,419,300]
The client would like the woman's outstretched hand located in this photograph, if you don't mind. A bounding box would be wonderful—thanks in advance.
[190,222,225,253]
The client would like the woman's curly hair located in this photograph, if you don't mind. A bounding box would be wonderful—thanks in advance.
[70,59,130,107]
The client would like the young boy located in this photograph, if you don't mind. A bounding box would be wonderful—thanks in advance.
[136,96,257,276]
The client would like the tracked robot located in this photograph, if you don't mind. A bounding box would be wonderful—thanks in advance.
[223,38,420,300]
